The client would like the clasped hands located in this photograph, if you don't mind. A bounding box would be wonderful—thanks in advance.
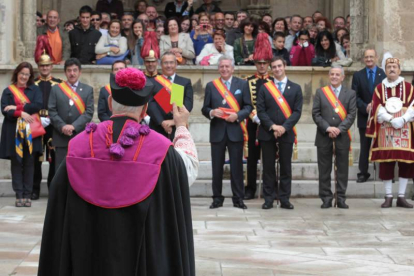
[327,127,341,139]
[211,108,238,123]
[62,125,75,136]
[272,124,286,138]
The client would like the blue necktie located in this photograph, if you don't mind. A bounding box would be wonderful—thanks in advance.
[368,70,374,94]
[225,81,230,90]
[277,82,283,93]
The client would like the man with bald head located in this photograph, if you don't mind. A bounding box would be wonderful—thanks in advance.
[37,10,70,64]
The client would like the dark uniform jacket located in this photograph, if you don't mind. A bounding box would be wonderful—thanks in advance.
[0,85,43,159]
[245,73,274,120]
[68,25,102,64]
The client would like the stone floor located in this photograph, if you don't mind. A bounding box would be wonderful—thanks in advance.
[1,197,414,276]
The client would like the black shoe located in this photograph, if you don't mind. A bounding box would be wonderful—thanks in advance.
[280,200,294,209]
[336,201,349,209]
[233,200,248,209]
[262,201,273,209]
[209,200,223,209]
[321,200,332,209]
[31,193,39,200]
[356,174,370,183]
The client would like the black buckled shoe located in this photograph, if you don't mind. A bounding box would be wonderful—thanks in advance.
[31,193,39,200]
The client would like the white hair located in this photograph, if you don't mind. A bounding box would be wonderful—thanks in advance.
[218,56,235,67]
[111,100,143,114]
[329,65,344,76]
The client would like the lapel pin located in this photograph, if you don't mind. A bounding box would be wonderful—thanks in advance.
[288,86,290,89]
[80,88,83,91]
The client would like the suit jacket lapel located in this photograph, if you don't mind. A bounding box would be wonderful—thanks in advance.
[229,78,236,94]
[338,86,347,106]
[374,69,383,86]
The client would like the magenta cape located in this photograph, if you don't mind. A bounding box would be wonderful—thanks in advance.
[66,120,172,208]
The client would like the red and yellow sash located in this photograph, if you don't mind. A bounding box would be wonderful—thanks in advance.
[264,81,298,160]
[58,82,86,114]
[104,84,111,95]
[321,85,353,166]
[212,78,249,157]
[154,75,173,92]
[9,84,30,105]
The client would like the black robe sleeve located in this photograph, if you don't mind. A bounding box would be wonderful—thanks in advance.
[38,147,195,276]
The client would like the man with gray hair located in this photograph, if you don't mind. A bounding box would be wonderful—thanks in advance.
[202,56,252,209]
[147,52,194,139]
[312,65,356,209]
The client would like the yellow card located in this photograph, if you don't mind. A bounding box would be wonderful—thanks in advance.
[170,83,184,107]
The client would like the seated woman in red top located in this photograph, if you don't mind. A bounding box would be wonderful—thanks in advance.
[289,30,315,66]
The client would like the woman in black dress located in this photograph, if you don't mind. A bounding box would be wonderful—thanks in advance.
[0,62,42,207]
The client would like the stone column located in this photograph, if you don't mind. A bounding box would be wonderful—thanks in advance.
[22,0,37,61]
[349,0,367,66]
[246,0,271,17]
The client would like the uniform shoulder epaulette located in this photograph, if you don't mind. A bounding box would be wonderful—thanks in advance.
[50,77,63,86]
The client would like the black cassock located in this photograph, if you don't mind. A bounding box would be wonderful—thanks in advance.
[38,118,195,276]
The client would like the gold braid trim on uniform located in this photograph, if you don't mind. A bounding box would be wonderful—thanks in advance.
[248,76,257,119]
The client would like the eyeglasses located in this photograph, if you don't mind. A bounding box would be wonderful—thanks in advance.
[91,18,101,22]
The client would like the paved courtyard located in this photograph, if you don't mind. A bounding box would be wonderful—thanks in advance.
[1,197,414,275]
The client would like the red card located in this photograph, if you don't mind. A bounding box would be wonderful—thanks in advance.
[218,107,235,119]
[154,87,172,114]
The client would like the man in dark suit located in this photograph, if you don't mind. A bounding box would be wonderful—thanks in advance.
[312,66,356,209]
[48,58,94,171]
[352,48,385,183]
[147,52,193,140]
[202,56,253,209]
[257,56,303,209]
[97,60,126,122]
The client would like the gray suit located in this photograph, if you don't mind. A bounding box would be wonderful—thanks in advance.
[312,86,356,202]
[48,82,94,170]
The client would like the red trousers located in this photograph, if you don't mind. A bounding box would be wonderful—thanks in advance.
[379,162,414,180]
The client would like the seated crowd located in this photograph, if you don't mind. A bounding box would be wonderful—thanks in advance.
[35,0,352,67]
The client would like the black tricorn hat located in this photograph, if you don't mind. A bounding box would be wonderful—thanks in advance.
[110,69,155,106]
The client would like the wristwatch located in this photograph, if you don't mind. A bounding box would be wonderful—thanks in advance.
[107,51,111,56]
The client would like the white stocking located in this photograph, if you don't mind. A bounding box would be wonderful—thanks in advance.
[398,177,408,197]
[384,180,392,197]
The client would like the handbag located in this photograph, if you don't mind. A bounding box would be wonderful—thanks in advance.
[30,114,46,138]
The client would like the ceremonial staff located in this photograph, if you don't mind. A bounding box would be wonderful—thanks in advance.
[333,139,338,208]
[275,141,280,207]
